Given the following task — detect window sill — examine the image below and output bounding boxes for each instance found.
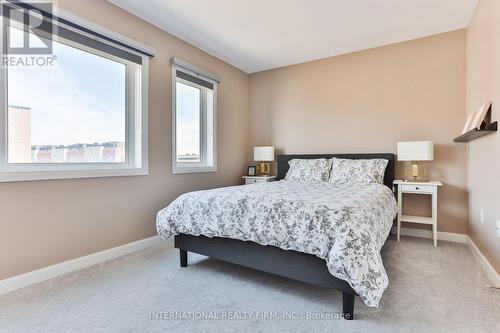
[172,166,217,175]
[0,167,149,183]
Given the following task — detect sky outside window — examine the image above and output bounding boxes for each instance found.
[176,81,201,161]
[7,27,127,147]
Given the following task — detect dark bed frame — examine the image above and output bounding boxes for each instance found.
[174,153,395,320]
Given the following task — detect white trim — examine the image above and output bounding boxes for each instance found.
[390,226,468,243]
[172,166,218,174]
[171,64,218,175]
[0,50,6,177]
[28,3,156,57]
[0,236,167,295]
[391,227,500,286]
[2,232,498,296]
[171,57,221,83]
[466,236,500,286]
[139,56,149,174]
[0,167,149,183]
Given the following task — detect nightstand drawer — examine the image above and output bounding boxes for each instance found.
[243,176,276,184]
[401,184,432,193]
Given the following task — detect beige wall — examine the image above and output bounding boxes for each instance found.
[249,30,468,234]
[466,0,500,273]
[0,0,249,280]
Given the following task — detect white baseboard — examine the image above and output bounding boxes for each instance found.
[390,226,468,243]
[0,235,165,295]
[3,230,498,295]
[391,226,500,286]
[466,236,500,287]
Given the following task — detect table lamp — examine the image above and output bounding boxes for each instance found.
[254,146,274,176]
[397,141,434,182]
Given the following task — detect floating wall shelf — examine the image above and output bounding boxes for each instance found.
[454,121,497,142]
[454,105,497,143]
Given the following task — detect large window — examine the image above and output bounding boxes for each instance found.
[172,59,218,174]
[7,29,127,164]
[0,2,153,182]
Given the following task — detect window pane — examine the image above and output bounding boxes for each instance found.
[176,81,200,163]
[7,29,126,163]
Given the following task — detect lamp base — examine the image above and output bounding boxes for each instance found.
[256,162,270,176]
[404,161,429,182]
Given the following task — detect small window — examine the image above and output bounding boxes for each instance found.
[0,2,153,182]
[172,60,218,174]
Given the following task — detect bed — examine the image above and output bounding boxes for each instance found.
[156,153,397,320]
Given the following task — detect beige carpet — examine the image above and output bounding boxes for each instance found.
[1,236,499,333]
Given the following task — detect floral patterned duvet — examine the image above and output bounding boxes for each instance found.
[156,180,398,307]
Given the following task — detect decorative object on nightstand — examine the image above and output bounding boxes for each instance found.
[247,165,257,176]
[242,175,276,185]
[397,141,434,182]
[254,146,275,176]
[393,180,443,247]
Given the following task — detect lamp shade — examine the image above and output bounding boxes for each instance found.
[254,146,275,161]
[397,141,434,161]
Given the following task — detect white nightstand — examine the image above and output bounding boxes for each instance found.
[393,180,443,247]
[242,176,276,184]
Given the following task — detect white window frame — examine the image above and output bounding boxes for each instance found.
[0,8,153,183]
[171,62,218,174]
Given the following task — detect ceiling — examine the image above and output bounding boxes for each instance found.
[109,0,479,74]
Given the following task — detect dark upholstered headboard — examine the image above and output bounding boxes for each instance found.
[277,153,395,188]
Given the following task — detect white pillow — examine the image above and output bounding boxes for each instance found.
[328,158,388,185]
[285,158,332,183]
